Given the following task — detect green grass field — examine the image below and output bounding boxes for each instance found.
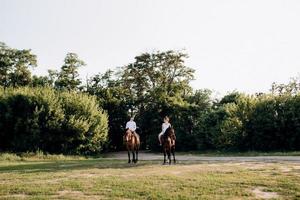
[0,154,299,199]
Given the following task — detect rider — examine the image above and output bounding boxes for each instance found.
[125,117,139,139]
[158,116,171,146]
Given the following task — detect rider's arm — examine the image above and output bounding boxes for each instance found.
[125,122,129,129]
[133,122,137,131]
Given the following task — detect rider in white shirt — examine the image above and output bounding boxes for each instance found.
[126,117,136,132]
[125,117,139,139]
[158,116,171,145]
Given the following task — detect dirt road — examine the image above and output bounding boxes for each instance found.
[104,151,300,163]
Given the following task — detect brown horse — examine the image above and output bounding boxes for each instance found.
[124,129,140,163]
[161,127,176,164]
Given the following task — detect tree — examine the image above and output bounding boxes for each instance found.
[218,91,241,105]
[271,76,300,96]
[86,50,197,151]
[118,50,196,150]
[55,53,85,91]
[0,42,37,88]
[30,75,53,87]
[121,50,195,111]
[87,70,130,150]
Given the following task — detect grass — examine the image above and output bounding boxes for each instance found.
[0,152,88,162]
[0,154,299,199]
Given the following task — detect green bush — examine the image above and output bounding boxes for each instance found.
[140,96,211,152]
[204,92,300,151]
[247,94,300,151]
[211,95,257,150]
[0,87,108,154]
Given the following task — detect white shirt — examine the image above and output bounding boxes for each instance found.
[162,122,171,133]
[126,121,136,131]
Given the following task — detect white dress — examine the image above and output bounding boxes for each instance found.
[158,122,171,140]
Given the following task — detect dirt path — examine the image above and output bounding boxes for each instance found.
[104,151,300,162]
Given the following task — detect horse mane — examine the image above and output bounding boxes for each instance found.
[165,126,175,138]
[125,129,140,146]
[126,128,135,134]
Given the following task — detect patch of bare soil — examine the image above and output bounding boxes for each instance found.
[57,190,84,196]
[279,166,292,173]
[252,187,279,199]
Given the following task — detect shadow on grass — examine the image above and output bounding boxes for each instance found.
[0,159,156,173]
[0,158,215,174]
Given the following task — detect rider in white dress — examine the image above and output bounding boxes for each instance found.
[158,116,171,145]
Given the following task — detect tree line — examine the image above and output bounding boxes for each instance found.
[0,42,299,153]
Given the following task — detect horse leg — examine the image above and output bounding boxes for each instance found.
[163,149,166,164]
[135,148,139,163]
[167,149,171,165]
[172,146,176,164]
[132,150,135,163]
[127,150,131,163]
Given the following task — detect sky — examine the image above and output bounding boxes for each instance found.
[1,0,300,95]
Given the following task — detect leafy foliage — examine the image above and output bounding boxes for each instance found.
[55,53,85,91]
[1,41,300,153]
[0,87,108,154]
[0,42,37,88]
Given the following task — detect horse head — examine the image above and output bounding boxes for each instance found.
[124,128,133,142]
